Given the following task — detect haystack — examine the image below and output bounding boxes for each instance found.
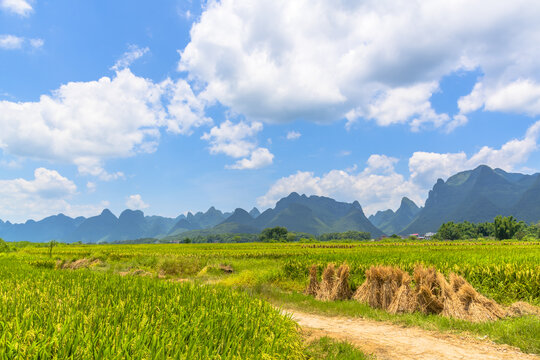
[413,266,463,317]
[331,264,353,300]
[307,262,532,323]
[304,265,320,296]
[450,273,506,321]
[506,301,540,317]
[315,264,336,301]
[387,272,415,314]
[59,258,101,270]
[353,265,410,310]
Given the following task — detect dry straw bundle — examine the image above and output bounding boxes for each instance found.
[332,264,353,300]
[353,265,412,312]
[315,263,336,301]
[304,264,320,296]
[306,262,537,322]
[308,263,353,301]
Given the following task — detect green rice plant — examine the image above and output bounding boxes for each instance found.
[0,259,304,359]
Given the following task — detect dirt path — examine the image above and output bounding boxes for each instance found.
[287,309,538,360]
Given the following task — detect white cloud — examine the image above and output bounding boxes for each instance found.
[202,120,262,157]
[0,0,32,16]
[286,130,301,140]
[355,82,449,131]
[201,120,274,169]
[227,147,274,170]
[409,120,540,187]
[29,38,43,49]
[86,181,96,193]
[165,78,212,134]
[258,155,421,215]
[1,168,77,199]
[459,79,540,117]
[485,80,540,116]
[180,0,540,130]
[0,35,24,49]
[111,45,150,71]
[0,69,210,179]
[126,194,149,210]
[259,121,540,213]
[0,168,106,222]
[0,35,42,50]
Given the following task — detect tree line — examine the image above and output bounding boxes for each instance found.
[435,215,539,240]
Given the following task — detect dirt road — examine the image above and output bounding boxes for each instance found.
[287,310,538,360]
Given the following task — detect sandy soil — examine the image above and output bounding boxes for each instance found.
[287,309,539,360]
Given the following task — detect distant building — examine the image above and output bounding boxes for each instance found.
[424,232,436,240]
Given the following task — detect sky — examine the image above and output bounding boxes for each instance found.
[1,0,540,222]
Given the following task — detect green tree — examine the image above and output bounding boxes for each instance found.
[436,222,461,240]
[476,222,494,237]
[48,240,58,257]
[286,233,297,242]
[260,227,288,242]
[493,215,520,240]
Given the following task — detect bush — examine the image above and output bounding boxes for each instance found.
[0,239,10,253]
[158,258,202,276]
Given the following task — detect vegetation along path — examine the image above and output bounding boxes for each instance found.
[287,309,539,360]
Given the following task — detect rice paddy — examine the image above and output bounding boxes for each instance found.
[1,239,539,357]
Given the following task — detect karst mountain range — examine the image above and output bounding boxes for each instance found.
[2,165,540,243]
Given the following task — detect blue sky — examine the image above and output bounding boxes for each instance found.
[1,0,540,222]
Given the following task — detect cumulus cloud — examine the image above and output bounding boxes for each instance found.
[111,45,150,71]
[165,78,212,134]
[259,120,540,213]
[0,35,43,50]
[0,168,106,222]
[459,79,540,117]
[0,0,32,16]
[258,154,422,215]
[29,38,43,49]
[227,147,274,170]
[286,131,301,140]
[409,120,540,187]
[180,0,540,131]
[202,120,273,169]
[0,35,24,49]
[126,194,149,210]
[0,69,210,179]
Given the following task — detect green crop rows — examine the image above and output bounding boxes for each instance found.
[1,240,539,358]
[0,258,304,359]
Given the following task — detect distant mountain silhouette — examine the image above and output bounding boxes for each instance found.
[249,207,261,218]
[3,165,540,242]
[0,213,84,243]
[210,193,384,237]
[401,165,540,234]
[369,197,420,235]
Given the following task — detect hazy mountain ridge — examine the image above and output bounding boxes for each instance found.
[2,165,540,242]
[401,165,540,234]
[0,193,382,242]
[369,197,421,235]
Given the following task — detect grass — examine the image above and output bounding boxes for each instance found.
[304,336,373,360]
[255,285,540,355]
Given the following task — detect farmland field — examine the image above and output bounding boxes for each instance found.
[1,240,539,358]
